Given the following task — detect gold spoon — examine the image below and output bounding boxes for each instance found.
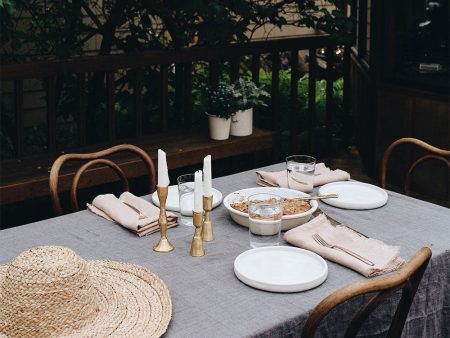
[293,193,339,201]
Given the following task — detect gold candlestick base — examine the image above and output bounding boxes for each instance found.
[190,210,205,257]
[202,195,214,241]
[153,185,175,253]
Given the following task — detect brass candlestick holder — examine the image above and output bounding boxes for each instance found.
[201,195,214,241]
[153,185,175,252]
[190,210,205,257]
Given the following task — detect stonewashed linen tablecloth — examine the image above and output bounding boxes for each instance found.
[0,163,449,338]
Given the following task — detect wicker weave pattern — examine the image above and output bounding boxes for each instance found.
[0,246,172,338]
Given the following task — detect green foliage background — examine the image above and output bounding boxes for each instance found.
[0,1,352,158]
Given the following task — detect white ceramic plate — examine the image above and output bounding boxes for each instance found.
[318,181,388,210]
[223,187,318,231]
[234,246,328,293]
[151,185,223,212]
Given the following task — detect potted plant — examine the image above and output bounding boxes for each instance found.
[205,83,239,140]
[231,78,270,136]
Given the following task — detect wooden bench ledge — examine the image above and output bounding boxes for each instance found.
[0,128,273,205]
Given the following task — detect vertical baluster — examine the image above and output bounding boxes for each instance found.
[325,45,334,151]
[46,77,56,151]
[251,54,260,86]
[209,60,219,88]
[160,65,169,132]
[271,52,280,131]
[14,80,24,156]
[106,71,115,141]
[184,62,193,126]
[342,45,351,146]
[175,63,184,127]
[251,54,261,127]
[135,69,143,137]
[308,48,317,154]
[78,74,87,146]
[230,58,240,83]
[271,52,280,160]
[290,50,300,153]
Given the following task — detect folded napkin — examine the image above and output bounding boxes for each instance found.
[87,192,178,237]
[284,213,405,277]
[256,163,350,192]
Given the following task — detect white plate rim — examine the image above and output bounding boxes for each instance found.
[234,246,328,293]
[223,187,318,220]
[318,181,388,210]
[151,185,223,211]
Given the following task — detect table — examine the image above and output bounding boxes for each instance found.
[1,163,449,337]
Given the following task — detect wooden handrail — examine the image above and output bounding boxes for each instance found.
[0,34,330,80]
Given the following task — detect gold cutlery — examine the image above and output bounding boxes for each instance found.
[312,209,369,238]
[123,202,147,220]
[294,194,339,201]
[312,233,374,266]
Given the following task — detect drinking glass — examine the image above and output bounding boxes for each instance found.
[286,155,316,191]
[248,193,283,248]
[177,173,196,226]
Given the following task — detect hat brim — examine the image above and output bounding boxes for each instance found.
[0,260,172,338]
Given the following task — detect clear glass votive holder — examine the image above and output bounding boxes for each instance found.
[248,193,283,248]
[286,155,316,191]
[177,173,196,227]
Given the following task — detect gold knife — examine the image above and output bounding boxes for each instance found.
[313,209,369,238]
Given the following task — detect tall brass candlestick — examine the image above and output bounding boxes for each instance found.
[153,186,175,252]
[201,195,214,241]
[190,210,205,257]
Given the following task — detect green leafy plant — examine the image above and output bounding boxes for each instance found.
[206,83,239,119]
[233,78,270,110]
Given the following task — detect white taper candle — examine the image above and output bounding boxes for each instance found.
[203,155,212,196]
[157,149,170,186]
[194,170,203,212]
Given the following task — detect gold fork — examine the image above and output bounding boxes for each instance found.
[312,233,374,266]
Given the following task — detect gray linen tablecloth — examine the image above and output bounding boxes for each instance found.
[0,163,449,338]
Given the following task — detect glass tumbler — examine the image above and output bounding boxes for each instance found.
[177,173,196,226]
[248,193,283,248]
[286,155,316,191]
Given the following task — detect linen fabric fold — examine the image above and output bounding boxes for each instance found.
[284,213,405,277]
[256,163,350,192]
[87,191,178,237]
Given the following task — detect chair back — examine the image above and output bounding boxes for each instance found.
[49,144,156,215]
[302,247,432,338]
[380,137,450,196]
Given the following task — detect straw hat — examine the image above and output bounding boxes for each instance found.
[0,246,172,338]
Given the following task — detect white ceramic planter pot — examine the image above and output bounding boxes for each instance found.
[207,114,231,140]
[230,108,253,136]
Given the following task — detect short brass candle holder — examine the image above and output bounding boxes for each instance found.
[190,210,205,257]
[153,185,175,253]
[201,195,214,241]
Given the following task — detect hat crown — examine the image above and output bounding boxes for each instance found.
[7,246,84,283]
[0,246,99,338]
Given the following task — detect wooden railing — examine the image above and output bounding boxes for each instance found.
[1,32,339,160]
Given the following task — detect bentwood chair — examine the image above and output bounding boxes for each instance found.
[49,144,156,216]
[302,247,432,338]
[380,137,450,197]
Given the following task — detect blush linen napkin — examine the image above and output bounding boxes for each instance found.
[256,163,350,192]
[284,213,405,277]
[87,191,178,237]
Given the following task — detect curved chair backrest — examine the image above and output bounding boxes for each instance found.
[49,144,156,215]
[302,247,432,338]
[380,137,450,196]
